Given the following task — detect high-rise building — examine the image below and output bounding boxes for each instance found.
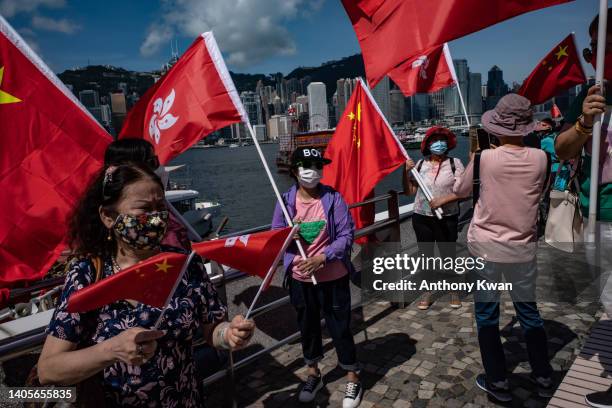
[411,94,432,122]
[371,76,391,120]
[240,91,263,125]
[444,60,469,120]
[389,89,405,125]
[296,95,309,114]
[272,95,283,116]
[335,78,359,122]
[79,89,100,108]
[110,92,127,132]
[253,124,267,142]
[307,82,329,131]
[431,89,446,120]
[268,114,291,140]
[486,65,508,110]
[468,72,483,120]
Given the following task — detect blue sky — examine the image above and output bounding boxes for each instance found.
[1,0,601,84]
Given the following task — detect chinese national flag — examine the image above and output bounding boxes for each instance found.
[119,32,245,164]
[67,252,189,313]
[193,227,294,289]
[321,79,408,240]
[0,17,111,287]
[388,44,456,97]
[518,34,586,105]
[342,0,573,87]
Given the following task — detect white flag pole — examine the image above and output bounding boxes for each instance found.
[443,43,471,127]
[586,0,608,241]
[203,31,317,284]
[245,225,300,320]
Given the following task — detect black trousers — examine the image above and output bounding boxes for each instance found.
[412,213,459,259]
[289,275,359,372]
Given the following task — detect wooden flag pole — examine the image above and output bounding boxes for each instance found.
[587,0,608,241]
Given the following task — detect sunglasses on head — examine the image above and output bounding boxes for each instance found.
[296,160,323,170]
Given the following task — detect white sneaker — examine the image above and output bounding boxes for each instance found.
[298,374,323,403]
[342,381,363,408]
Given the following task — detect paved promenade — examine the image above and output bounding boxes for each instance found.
[205,294,602,407]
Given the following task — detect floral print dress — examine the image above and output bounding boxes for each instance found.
[47,248,227,407]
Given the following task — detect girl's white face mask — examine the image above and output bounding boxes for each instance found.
[297,166,322,188]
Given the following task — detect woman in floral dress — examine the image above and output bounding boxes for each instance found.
[37,163,255,407]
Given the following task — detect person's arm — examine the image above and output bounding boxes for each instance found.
[556,85,605,160]
[271,200,288,230]
[402,159,418,196]
[38,328,162,385]
[323,193,354,263]
[453,154,475,198]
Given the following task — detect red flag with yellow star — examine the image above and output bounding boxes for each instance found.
[0,16,111,287]
[321,79,408,241]
[518,33,586,105]
[66,252,190,313]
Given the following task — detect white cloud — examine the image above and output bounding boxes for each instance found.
[0,0,65,17]
[31,15,81,33]
[140,0,325,67]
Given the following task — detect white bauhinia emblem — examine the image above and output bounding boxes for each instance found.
[148,89,179,144]
[411,55,429,80]
[224,234,250,248]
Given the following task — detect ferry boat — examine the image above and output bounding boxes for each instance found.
[276,129,335,173]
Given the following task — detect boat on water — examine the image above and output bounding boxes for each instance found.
[276,129,335,173]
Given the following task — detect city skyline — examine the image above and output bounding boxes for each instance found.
[1,0,598,84]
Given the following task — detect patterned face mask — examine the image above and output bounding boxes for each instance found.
[113,210,169,250]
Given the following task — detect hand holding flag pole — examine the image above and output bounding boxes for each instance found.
[410,169,444,219]
[244,122,318,284]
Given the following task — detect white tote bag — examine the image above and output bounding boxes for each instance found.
[545,188,584,252]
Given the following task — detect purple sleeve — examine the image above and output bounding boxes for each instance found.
[271,202,288,230]
[323,193,354,262]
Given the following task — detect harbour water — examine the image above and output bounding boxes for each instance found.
[169,138,470,234]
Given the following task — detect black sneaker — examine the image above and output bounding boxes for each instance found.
[343,381,363,408]
[586,387,612,408]
[298,374,323,403]
[529,373,554,398]
[476,374,512,402]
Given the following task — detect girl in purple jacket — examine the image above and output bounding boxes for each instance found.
[271,146,362,408]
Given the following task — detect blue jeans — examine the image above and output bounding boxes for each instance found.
[289,275,359,372]
[472,260,552,382]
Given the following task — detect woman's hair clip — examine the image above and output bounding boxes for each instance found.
[102,165,118,199]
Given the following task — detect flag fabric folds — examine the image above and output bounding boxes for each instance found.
[518,34,586,105]
[0,16,111,287]
[119,32,246,164]
[388,44,456,97]
[67,252,189,313]
[342,0,573,87]
[192,227,294,289]
[321,79,408,238]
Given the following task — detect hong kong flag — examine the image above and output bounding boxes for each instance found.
[388,43,456,97]
[342,0,573,87]
[119,32,246,164]
[192,226,295,290]
[67,252,190,313]
[518,34,586,105]
[0,16,111,287]
[321,79,408,241]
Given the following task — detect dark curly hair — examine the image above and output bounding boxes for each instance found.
[68,162,164,257]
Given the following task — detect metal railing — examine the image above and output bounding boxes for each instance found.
[0,190,412,378]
